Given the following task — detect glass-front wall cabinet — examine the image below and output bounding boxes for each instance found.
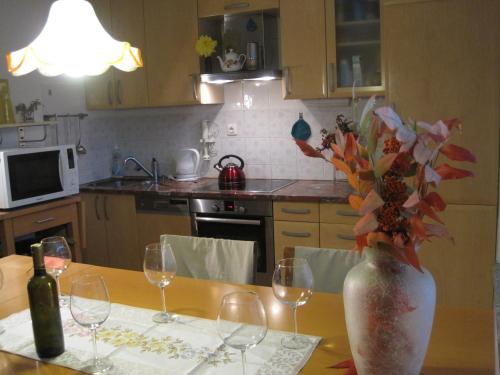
[326,0,383,97]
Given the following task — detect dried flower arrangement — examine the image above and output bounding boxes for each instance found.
[295,97,476,270]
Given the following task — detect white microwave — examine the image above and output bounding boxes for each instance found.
[0,145,79,209]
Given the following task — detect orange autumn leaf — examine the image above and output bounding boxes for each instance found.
[347,172,360,192]
[434,163,474,180]
[359,190,384,215]
[424,192,446,212]
[349,195,363,211]
[295,140,325,159]
[344,133,357,162]
[440,144,476,163]
[358,169,375,181]
[353,212,378,236]
[403,191,420,208]
[332,157,352,175]
[418,201,444,224]
[359,180,374,196]
[443,118,462,131]
[355,234,368,251]
[404,244,423,272]
[367,232,392,248]
[331,143,344,158]
[410,215,427,241]
[374,153,398,177]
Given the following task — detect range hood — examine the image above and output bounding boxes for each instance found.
[200,69,282,85]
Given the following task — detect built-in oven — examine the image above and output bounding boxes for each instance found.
[190,198,274,286]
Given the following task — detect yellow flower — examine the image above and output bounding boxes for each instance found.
[195,35,217,58]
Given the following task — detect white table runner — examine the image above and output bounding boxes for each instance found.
[0,303,321,375]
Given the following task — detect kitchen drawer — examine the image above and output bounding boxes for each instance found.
[274,221,319,263]
[273,202,319,222]
[320,223,356,250]
[198,0,279,18]
[320,203,361,225]
[13,205,76,238]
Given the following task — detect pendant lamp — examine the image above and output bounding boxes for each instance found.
[6,0,143,77]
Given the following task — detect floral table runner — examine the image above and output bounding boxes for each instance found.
[0,303,321,374]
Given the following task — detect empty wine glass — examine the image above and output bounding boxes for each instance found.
[216,292,268,375]
[70,274,112,374]
[41,236,72,307]
[143,243,177,323]
[272,258,314,349]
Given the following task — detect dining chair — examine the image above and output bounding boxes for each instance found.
[160,234,255,284]
[284,246,364,294]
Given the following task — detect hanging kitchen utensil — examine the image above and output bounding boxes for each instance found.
[214,154,246,190]
[291,112,311,141]
[75,114,87,154]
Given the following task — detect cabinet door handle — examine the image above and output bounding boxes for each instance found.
[337,233,356,241]
[224,2,250,10]
[190,74,200,101]
[281,208,310,215]
[336,210,361,217]
[115,80,123,105]
[94,195,101,220]
[34,217,55,224]
[281,230,311,238]
[103,196,110,221]
[283,66,291,96]
[328,62,336,92]
[107,81,113,106]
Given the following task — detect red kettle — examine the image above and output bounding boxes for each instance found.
[214,154,246,190]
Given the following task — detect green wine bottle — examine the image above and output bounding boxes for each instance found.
[27,243,65,358]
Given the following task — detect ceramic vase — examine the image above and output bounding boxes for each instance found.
[343,247,436,375]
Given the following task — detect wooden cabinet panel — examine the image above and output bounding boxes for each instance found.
[320,203,360,225]
[12,205,76,238]
[137,213,192,257]
[273,202,319,222]
[110,0,148,108]
[81,193,109,267]
[274,221,319,263]
[320,223,356,249]
[384,0,499,205]
[198,0,279,18]
[280,0,327,99]
[104,194,139,271]
[419,204,496,309]
[145,0,210,106]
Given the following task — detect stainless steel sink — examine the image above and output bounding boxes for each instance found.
[86,177,153,189]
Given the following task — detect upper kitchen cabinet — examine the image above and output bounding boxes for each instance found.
[325,0,384,97]
[198,0,279,18]
[384,0,499,205]
[144,0,223,106]
[85,0,148,109]
[280,0,327,99]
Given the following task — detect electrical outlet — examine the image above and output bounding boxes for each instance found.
[227,123,238,136]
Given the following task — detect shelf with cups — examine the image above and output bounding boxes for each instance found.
[198,8,281,84]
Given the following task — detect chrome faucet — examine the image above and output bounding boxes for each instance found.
[123,157,160,184]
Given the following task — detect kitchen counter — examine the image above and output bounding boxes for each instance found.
[80,177,352,202]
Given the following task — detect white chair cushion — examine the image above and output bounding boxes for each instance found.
[160,234,254,285]
[294,246,364,294]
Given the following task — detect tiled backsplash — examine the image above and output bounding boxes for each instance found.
[93,81,356,182]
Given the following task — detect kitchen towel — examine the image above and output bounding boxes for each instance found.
[0,303,320,375]
[161,235,255,285]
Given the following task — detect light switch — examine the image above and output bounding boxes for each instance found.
[227,123,238,136]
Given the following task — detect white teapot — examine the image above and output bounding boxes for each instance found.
[216,49,246,72]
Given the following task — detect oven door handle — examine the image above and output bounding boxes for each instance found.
[195,217,261,226]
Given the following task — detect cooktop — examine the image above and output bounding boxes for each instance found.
[196,179,296,193]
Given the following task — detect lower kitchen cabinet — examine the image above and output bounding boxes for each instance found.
[81,193,140,271]
[419,204,496,309]
[136,213,192,254]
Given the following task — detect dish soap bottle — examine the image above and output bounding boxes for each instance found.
[111,145,122,177]
[27,244,65,358]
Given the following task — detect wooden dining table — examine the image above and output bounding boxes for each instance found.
[0,254,496,374]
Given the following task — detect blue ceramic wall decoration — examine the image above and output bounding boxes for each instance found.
[291,113,312,141]
[246,17,257,32]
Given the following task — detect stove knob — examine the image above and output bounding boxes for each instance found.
[237,206,246,214]
[212,204,220,212]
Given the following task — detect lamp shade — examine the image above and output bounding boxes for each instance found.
[6,0,143,77]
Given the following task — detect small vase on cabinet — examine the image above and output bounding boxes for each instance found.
[343,247,436,375]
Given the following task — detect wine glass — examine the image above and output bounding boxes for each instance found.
[272,258,314,349]
[41,236,72,307]
[70,274,112,374]
[216,291,268,375]
[143,243,177,323]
